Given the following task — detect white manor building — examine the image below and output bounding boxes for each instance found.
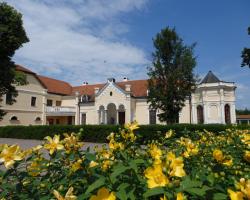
[0,65,237,126]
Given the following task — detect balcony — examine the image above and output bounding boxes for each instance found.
[46,106,76,116]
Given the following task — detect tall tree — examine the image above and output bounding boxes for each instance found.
[241,27,250,67]
[0,2,29,119]
[147,27,197,124]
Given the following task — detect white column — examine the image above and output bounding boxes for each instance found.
[230,103,236,124]
[116,110,119,124]
[203,102,208,124]
[42,91,47,125]
[104,110,108,124]
[74,92,80,125]
[220,103,225,124]
[191,103,196,124]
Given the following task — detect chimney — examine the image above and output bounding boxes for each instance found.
[94,87,99,94]
[123,77,129,82]
[82,81,88,85]
[125,84,131,92]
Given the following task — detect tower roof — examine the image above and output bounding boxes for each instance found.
[201,71,220,84]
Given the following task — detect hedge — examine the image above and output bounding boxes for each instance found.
[0,124,249,143]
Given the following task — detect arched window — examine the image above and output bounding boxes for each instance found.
[197,105,204,124]
[10,116,18,121]
[35,117,41,121]
[225,104,231,124]
[81,95,89,103]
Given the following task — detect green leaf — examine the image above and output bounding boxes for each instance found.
[85,177,105,194]
[213,193,228,200]
[143,187,165,198]
[85,153,96,161]
[110,165,130,183]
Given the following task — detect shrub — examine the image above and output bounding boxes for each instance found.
[0,122,249,199]
[0,124,249,143]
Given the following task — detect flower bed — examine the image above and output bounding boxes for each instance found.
[0,122,249,199]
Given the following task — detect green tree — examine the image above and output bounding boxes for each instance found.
[0,2,29,119]
[241,27,250,67]
[147,27,197,124]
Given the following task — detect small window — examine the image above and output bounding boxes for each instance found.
[31,97,36,107]
[82,113,86,125]
[10,116,18,121]
[56,101,61,106]
[47,99,53,106]
[35,117,41,121]
[149,110,157,124]
[56,119,60,124]
[6,92,12,105]
[110,91,113,96]
[81,95,89,103]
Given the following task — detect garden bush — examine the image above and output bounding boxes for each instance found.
[0,124,249,143]
[0,122,249,199]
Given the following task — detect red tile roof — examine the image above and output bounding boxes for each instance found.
[237,115,250,119]
[16,64,148,97]
[72,79,148,98]
[38,75,72,96]
[16,64,36,74]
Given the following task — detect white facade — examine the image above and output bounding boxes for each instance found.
[0,67,237,126]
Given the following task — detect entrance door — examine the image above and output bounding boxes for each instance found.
[119,112,125,125]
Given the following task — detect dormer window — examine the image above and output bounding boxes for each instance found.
[81,95,89,103]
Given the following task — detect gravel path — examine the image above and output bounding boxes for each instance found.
[0,138,106,151]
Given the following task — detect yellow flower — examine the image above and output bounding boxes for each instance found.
[165,129,174,139]
[176,192,184,200]
[89,161,99,168]
[213,149,224,162]
[27,160,40,176]
[149,144,162,160]
[44,135,64,155]
[124,121,139,132]
[0,145,23,169]
[109,139,124,151]
[101,160,111,171]
[167,152,186,178]
[227,189,244,200]
[63,133,83,153]
[71,159,83,172]
[222,158,233,167]
[144,164,169,188]
[160,195,167,200]
[53,187,77,200]
[244,151,250,163]
[235,178,250,199]
[90,187,116,200]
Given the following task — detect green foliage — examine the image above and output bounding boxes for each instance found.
[241,26,250,67]
[0,125,249,199]
[0,124,250,143]
[147,27,197,124]
[0,2,29,119]
[236,108,250,115]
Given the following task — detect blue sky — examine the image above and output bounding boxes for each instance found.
[4,0,250,108]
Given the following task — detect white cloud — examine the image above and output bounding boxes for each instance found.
[4,0,149,84]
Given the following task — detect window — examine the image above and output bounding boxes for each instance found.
[47,99,53,106]
[6,92,12,105]
[10,116,18,121]
[81,113,86,125]
[35,117,41,121]
[81,95,89,103]
[56,119,60,124]
[149,110,157,124]
[197,105,204,124]
[31,97,36,107]
[225,104,231,124]
[110,91,113,96]
[56,101,61,106]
